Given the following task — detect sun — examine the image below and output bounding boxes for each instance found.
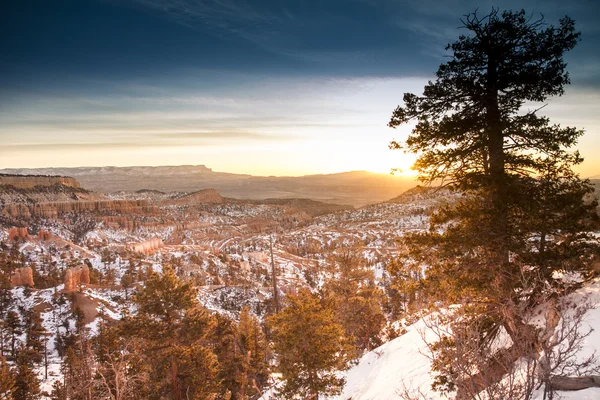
[363,152,418,176]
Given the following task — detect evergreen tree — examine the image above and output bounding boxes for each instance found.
[13,347,40,400]
[5,312,21,361]
[120,272,134,300]
[210,315,244,398]
[0,356,15,399]
[24,311,45,364]
[388,8,600,393]
[238,307,269,398]
[323,251,385,355]
[0,273,12,321]
[61,329,95,400]
[124,266,221,399]
[269,289,350,399]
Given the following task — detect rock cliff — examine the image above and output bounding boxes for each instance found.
[0,174,80,189]
[3,199,155,219]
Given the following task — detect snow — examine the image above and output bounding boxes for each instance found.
[333,314,442,400]
[327,279,600,400]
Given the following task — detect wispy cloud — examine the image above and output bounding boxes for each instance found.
[130,0,282,42]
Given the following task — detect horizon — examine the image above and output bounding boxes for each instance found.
[0,163,420,179]
[2,1,600,176]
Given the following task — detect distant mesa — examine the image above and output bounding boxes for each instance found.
[0,165,417,207]
[0,173,80,189]
[171,188,224,205]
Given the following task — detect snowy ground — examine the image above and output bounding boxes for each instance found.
[336,279,600,400]
[261,279,600,400]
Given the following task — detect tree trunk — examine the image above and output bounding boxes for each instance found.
[172,358,181,400]
[548,375,600,391]
[456,346,520,399]
[270,235,280,313]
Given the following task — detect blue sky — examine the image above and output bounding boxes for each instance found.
[1,0,599,176]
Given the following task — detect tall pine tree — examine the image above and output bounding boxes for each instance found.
[124,266,221,400]
[388,8,600,394]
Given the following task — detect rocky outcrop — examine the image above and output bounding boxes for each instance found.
[8,227,30,241]
[38,230,52,241]
[64,265,90,291]
[3,199,155,219]
[170,189,224,205]
[11,267,34,287]
[0,174,80,189]
[98,215,135,231]
[129,237,164,254]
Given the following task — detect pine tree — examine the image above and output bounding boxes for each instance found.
[61,330,95,400]
[13,347,41,400]
[24,311,45,365]
[0,273,12,321]
[269,289,350,399]
[211,316,244,398]
[5,312,21,361]
[323,251,385,355]
[0,356,15,399]
[388,8,600,393]
[238,307,269,398]
[124,266,221,399]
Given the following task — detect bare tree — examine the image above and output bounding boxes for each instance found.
[415,288,600,399]
[93,339,149,400]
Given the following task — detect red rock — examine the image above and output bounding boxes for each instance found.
[129,237,164,254]
[8,227,30,241]
[64,265,91,291]
[10,267,34,287]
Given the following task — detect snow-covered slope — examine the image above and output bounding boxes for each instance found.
[334,279,600,400]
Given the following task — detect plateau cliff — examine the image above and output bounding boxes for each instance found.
[0,174,80,189]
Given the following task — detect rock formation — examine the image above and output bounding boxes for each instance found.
[170,189,224,205]
[8,227,30,241]
[129,237,164,254]
[0,174,80,189]
[38,230,52,241]
[64,265,91,291]
[3,199,155,219]
[10,267,34,287]
[100,216,135,230]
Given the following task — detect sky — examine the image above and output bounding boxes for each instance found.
[1,0,599,177]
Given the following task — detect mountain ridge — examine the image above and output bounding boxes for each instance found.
[0,165,416,207]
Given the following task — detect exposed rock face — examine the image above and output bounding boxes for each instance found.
[129,237,164,254]
[0,174,80,189]
[100,216,135,231]
[38,230,52,241]
[170,189,224,205]
[3,199,155,219]
[8,227,30,241]
[11,267,34,287]
[64,265,91,291]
